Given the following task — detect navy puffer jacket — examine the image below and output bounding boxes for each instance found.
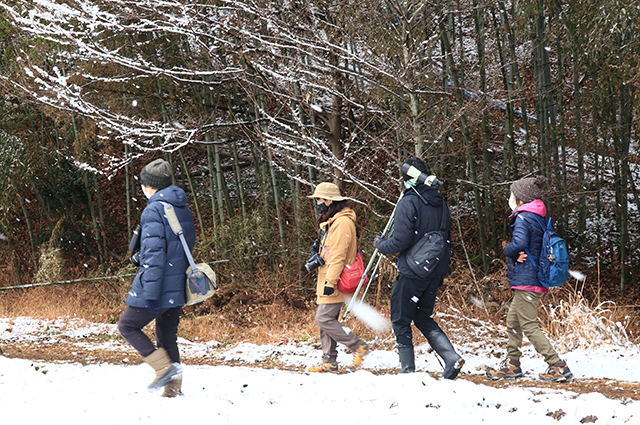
[126,185,196,309]
[505,202,546,289]
[375,184,451,280]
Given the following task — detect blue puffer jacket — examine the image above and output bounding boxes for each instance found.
[126,185,196,309]
[375,184,451,280]
[505,200,547,289]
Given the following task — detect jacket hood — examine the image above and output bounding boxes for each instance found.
[320,207,356,231]
[510,199,546,219]
[147,185,188,208]
[405,184,444,207]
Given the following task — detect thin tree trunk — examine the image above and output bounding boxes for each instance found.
[439,2,489,273]
[82,169,104,264]
[179,148,208,260]
[532,17,546,173]
[90,154,108,257]
[289,157,303,281]
[476,0,496,254]
[590,65,603,251]
[554,15,566,235]
[573,63,586,260]
[213,142,226,225]
[501,0,533,173]
[28,177,53,227]
[230,140,247,219]
[266,145,285,248]
[7,235,22,283]
[493,8,511,181]
[69,114,104,263]
[124,144,132,241]
[10,176,38,270]
[325,24,347,182]
[618,81,632,295]
[205,137,218,229]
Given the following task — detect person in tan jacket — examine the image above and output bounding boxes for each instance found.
[307,182,371,373]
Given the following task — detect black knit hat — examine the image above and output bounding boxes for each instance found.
[140,159,173,190]
[510,175,548,203]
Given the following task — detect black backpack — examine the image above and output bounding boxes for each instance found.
[405,191,450,279]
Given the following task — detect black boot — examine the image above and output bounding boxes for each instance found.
[397,344,415,373]
[427,331,464,380]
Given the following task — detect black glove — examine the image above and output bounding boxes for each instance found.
[147,299,161,314]
[323,285,335,296]
[373,235,386,250]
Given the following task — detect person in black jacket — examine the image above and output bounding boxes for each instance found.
[118,158,196,397]
[374,157,464,378]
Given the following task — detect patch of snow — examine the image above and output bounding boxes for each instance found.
[0,315,638,424]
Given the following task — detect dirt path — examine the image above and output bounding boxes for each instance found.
[3,340,638,402]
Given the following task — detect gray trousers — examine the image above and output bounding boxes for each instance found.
[316,303,364,364]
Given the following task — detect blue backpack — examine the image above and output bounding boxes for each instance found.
[524,216,570,288]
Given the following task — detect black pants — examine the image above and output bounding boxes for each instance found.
[118,306,182,363]
[390,274,444,347]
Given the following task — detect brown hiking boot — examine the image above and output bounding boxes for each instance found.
[309,362,338,373]
[539,360,574,382]
[144,348,181,391]
[486,358,523,380]
[348,343,371,371]
[162,376,183,398]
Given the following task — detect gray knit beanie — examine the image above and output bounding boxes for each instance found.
[140,159,173,190]
[510,175,548,204]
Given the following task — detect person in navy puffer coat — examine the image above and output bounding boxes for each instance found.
[118,158,195,397]
[487,175,573,383]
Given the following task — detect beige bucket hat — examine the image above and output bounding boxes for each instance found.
[307,182,346,201]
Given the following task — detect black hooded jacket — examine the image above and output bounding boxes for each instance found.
[376,184,451,280]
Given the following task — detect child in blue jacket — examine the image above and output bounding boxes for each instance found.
[487,176,573,382]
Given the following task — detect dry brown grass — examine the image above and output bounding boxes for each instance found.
[435,263,640,350]
[0,262,132,322]
[1,253,639,351]
[540,291,636,351]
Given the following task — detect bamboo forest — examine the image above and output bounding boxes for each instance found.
[0,0,638,307]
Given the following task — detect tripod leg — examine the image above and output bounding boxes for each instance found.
[343,252,384,319]
[352,255,384,317]
[343,249,379,318]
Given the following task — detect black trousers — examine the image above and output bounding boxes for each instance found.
[118,306,182,363]
[390,274,444,347]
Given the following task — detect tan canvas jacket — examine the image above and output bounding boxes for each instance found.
[315,207,358,304]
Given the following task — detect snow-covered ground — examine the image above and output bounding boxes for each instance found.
[1,316,638,425]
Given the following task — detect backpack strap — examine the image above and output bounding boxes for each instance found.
[520,213,548,268]
[524,248,537,268]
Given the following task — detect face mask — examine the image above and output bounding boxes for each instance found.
[142,186,153,200]
[316,202,329,214]
[508,193,518,212]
